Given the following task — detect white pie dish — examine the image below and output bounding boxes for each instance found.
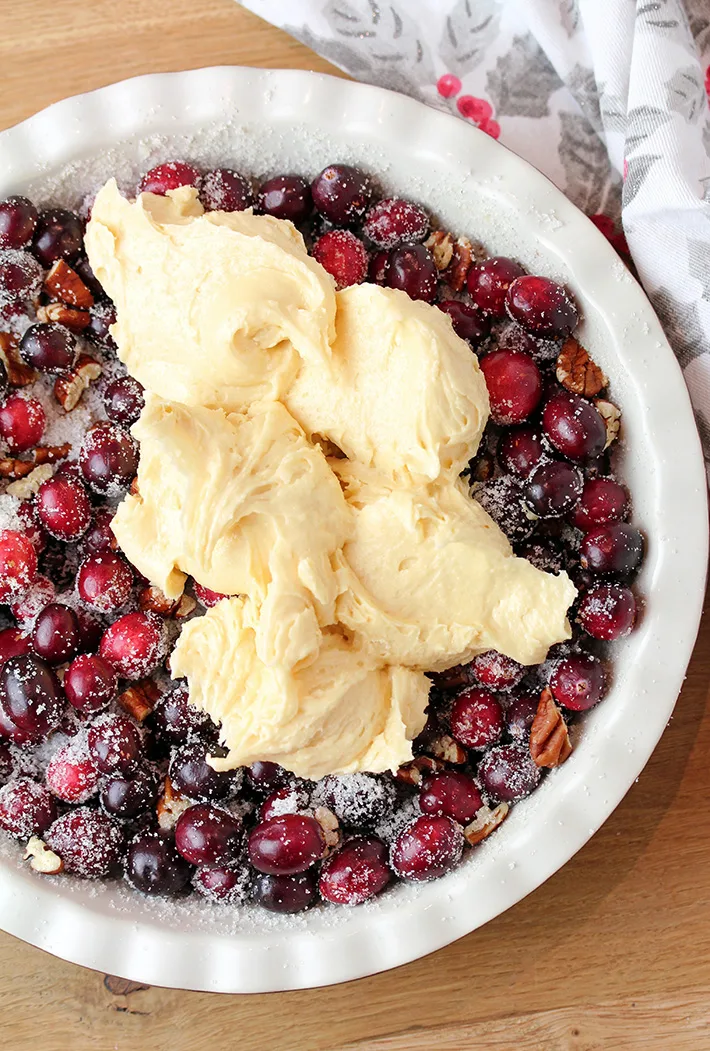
[0,66,706,993]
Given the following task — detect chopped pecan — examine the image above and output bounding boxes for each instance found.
[129,476,139,496]
[118,678,162,723]
[314,806,342,856]
[0,444,71,481]
[0,459,34,480]
[594,398,621,449]
[395,755,446,786]
[175,594,197,619]
[0,332,36,386]
[529,687,572,768]
[53,354,102,411]
[139,585,180,617]
[423,733,467,765]
[424,230,454,271]
[36,301,91,332]
[6,463,54,498]
[44,259,94,309]
[157,776,191,831]
[463,802,509,846]
[444,235,477,292]
[556,337,608,397]
[24,836,64,874]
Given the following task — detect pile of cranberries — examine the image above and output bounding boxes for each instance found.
[0,159,643,914]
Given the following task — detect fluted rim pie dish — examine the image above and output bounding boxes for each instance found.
[0,67,706,993]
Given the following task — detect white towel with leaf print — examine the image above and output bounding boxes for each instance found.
[238,0,710,475]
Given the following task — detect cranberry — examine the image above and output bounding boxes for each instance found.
[251,871,317,913]
[174,803,243,866]
[580,523,644,576]
[319,836,391,905]
[87,302,117,348]
[47,807,124,877]
[570,478,629,531]
[32,209,83,268]
[578,583,637,640]
[19,323,78,374]
[99,612,163,679]
[437,299,490,344]
[248,760,289,794]
[467,257,525,316]
[0,742,12,784]
[498,426,549,478]
[83,507,118,554]
[260,784,311,821]
[506,693,540,740]
[450,687,504,749]
[363,197,429,249]
[0,197,37,249]
[0,702,35,744]
[16,501,46,555]
[200,168,252,211]
[64,653,117,712]
[0,626,30,663]
[79,423,138,493]
[420,771,483,825]
[0,529,38,602]
[386,243,437,302]
[479,350,541,425]
[125,829,192,896]
[150,683,214,745]
[0,393,45,452]
[526,461,583,518]
[369,249,389,284]
[193,863,249,904]
[73,256,104,299]
[100,764,158,819]
[254,174,310,222]
[312,229,368,289]
[46,741,100,802]
[0,653,64,736]
[32,603,81,664]
[103,376,145,426]
[543,392,606,460]
[474,476,533,543]
[506,275,579,338]
[0,777,57,837]
[498,321,559,362]
[317,773,396,829]
[10,574,55,628]
[471,650,524,691]
[169,742,234,801]
[311,164,372,226]
[391,815,463,881]
[0,250,43,303]
[78,553,134,613]
[549,654,607,711]
[138,161,201,196]
[478,744,542,802]
[35,475,91,544]
[248,813,325,875]
[88,714,143,775]
[192,582,228,608]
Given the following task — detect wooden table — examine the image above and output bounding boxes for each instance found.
[1,3,709,1048]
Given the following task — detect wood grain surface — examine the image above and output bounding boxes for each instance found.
[1,3,709,1049]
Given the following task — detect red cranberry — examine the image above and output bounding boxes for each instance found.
[10,574,55,627]
[19,323,78,373]
[64,653,117,712]
[99,611,163,678]
[125,829,192,896]
[16,500,47,555]
[248,760,289,794]
[570,478,629,530]
[543,392,606,460]
[138,161,201,195]
[498,321,559,362]
[0,250,43,303]
[193,582,228,608]
[0,653,64,736]
[257,175,312,223]
[437,299,490,344]
[319,836,391,905]
[368,249,389,284]
[580,523,644,575]
[150,683,214,745]
[0,393,46,452]
[82,507,118,554]
[259,783,311,821]
[498,425,549,478]
[480,350,541,424]
[103,376,145,426]
[311,164,372,226]
[87,302,117,348]
[363,197,429,249]
[200,168,252,211]
[386,244,437,302]
[75,608,103,652]
[391,815,463,881]
[36,475,92,542]
[251,871,317,913]
[46,741,100,802]
[248,813,325,875]
[317,773,396,829]
[46,807,124,878]
[471,650,524,691]
[0,627,31,663]
[174,803,243,866]
[450,687,504,749]
[0,529,38,600]
[312,229,368,289]
[32,602,81,664]
[0,702,35,744]
[100,765,158,819]
[578,583,637,640]
[0,777,57,837]
[506,275,579,338]
[478,744,542,802]
[73,256,103,299]
[475,476,533,543]
[526,461,583,518]
[506,693,540,740]
[79,423,138,493]
[193,864,249,904]
[549,654,607,711]
[78,553,134,612]
[169,742,234,801]
[467,257,525,316]
[420,771,483,825]
[0,197,37,249]
[88,714,143,775]
[32,209,83,268]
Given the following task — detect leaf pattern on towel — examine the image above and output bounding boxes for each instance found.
[637,1,681,32]
[439,0,501,75]
[558,112,621,217]
[665,66,707,124]
[485,34,560,118]
[567,63,603,132]
[688,240,710,303]
[652,287,708,367]
[559,0,581,38]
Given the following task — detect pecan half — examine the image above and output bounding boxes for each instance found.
[24,836,64,874]
[529,687,572,768]
[423,733,467,765]
[0,444,71,480]
[314,806,342,856]
[395,755,446,786]
[175,594,197,619]
[594,398,621,449]
[464,802,509,846]
[424,230,454,271]
[6,463,54,498]
[157,776,191,831]
[54,354,102,411]
[36,301,91,332]
[444,235,476,292]
[44,259,94,309]
[138,585,180,617]
[0,332,35,386]
[118,678,162,723]
[556,337,608,397]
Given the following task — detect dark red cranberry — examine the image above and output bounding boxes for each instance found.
[36,475,92,542]
[312,229,368,289]
[73,256,104,299]
[543,392,606,460]
[319,836,391,905]
[10,574,55,628]
[257,175,312,223]
[138,161,201,196]
[248,813,325,875]
[200,168,252,211]
[317,773,396,829]
[0,529,38,601]
[46,741,100,802]
[498,321,559,362]
[19,323,78,374]
[0,702,35,744]
[0,742,12,784]
[0,250,43,302]
[99,611,163,678]
[386,243,437,302]
[478,744,542,802]
[420,771,483,824]
[549,654,607,711]
[32,603,81,664]
[46,807,124,877]
[169,742,234,802]
[100,764,158,819]
[0,627,31,664]
[103,376,145,426]
[125,829,192,896]
[83,507,118,554]
[88,714,143,775]
[450,687,504,749]
[526,461,583,518]
[390,815,463,881]
[75,608,103,652]
[577,583,637,640]
[580,523,644,575]
[498,425,549,478]
[16,500,46,555]
[479,350,541,424]
[570,478,629,531]
[0,197,37,249]
[32,209,83,267]
[87,302,117,348]
[78,553,134,612]
[175,803,243,866]
[260,784,311,821]
[248,760,289,794]
[251,871,317,913]
[0,393,45,452]
[193,864,249,904]
[0,777,57,837]
[369,249,389,284]
[79,423,138,493]
[363,197,429,249]
[471,650,524,691]
[474,476,533,543]
[0,653,64,736]
[311,164,372,226]
[64,653,117,712]
[506,693,540,740]
[437,299,490,344]
[506,275,579,338]
[467,257,525,317]
[151,683,214,745]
